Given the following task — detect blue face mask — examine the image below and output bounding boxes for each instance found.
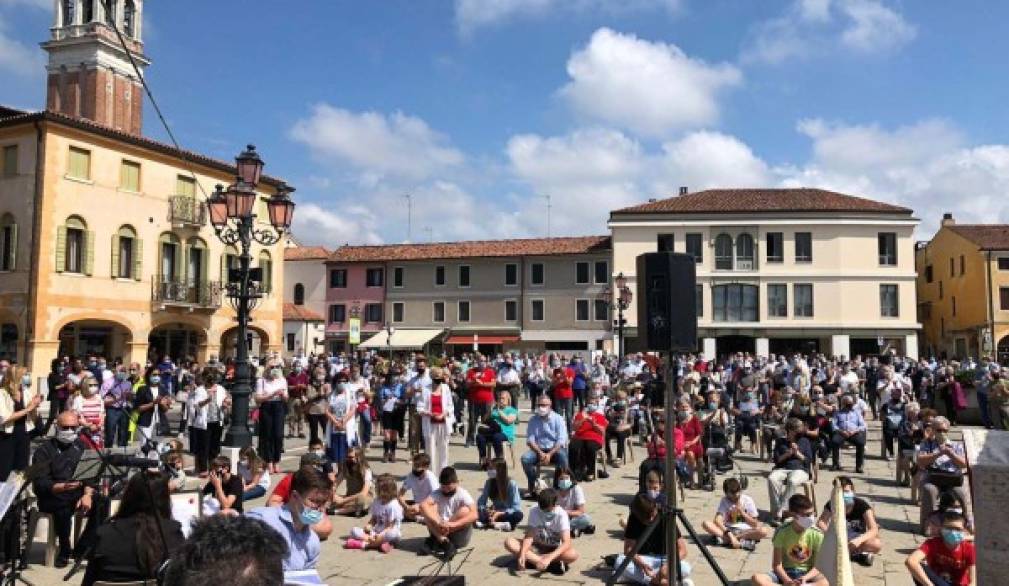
[299,507,323,526]
[558,479,572,491]
[842,492,855,506]
[941,528,964,548]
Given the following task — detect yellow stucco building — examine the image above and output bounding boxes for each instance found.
[0,0,286,374]
[914,213,1009,361]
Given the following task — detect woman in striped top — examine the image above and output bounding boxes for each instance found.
[72,375,105,448]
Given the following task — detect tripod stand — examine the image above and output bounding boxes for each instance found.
[1,478,35,586]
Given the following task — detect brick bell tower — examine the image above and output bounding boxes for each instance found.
[41,0,149,135]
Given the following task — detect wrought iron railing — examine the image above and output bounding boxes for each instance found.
[152,276,222,308]
[169,195,207,227]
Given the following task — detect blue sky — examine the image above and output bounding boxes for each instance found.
[3,0,1009,246]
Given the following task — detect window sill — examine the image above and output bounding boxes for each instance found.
[59,271,88,277]
[117,187,143,195]
[795,259,813,264]
[64,175,93,185]
[114,277,136,282]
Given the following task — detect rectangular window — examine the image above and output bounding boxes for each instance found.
[505,300,518,322]
[795,232,812,262]
[120,160,140,191]
[925,265,933,283]
[594,299,608,321]
[767,283,788,317]
[952,296,957,316]
[66,228,84,273]
[999,258,1009,271]
[878,232,897,266]
[504,263,518,286]
[939,280,943,299]
[793,283,813,317]
[176,175,196,197]
[435,265,446,286]
[766,232,784,263]
[686,233,703,263]
[576,262,590,284]
[657,234,674,252]
[118,236,133,278]
[695,284,703,318]
[1000,287,1009,311]
[286,333,296,352]
[960,255,965,275]
[328,304,346,323]
[366,268,384,287]
[68,146,91,180]
[458,265,471,287]
[364,303,383,323]
[329,269,347,288]
[950,257,955,277]
[880,284,899,317]
[457,301,470,322]
[393,267,404,288]
[2,145,17,177]
[712,284,758,322]
[594,260,608,284]
[531,263,544,285]
[531,299,545,321]
[576,299,590,321]
[0,225,14,271]
[392,302,404,323]
[433,301,445,323]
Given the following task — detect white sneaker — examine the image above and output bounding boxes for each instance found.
[493,521,512,531]
[475,521,485,529]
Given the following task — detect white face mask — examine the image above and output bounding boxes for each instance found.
[537,406,550,417]
[487,470,497,479]
[647,489,662,501]
[794,514,816,530]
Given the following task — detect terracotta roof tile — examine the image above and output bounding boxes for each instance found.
[612,188,912,215]
[284,246,330,261]
[946,224,1009,250]
[329,235,611,263]
[283,303,325,322]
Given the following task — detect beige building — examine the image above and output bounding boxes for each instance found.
[915,214,1009,361]
[608,188,921,359]
[0,1,286,373]
[282,245,329,357]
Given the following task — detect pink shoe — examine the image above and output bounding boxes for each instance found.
[344,538,365,550]
[379,542,393,554]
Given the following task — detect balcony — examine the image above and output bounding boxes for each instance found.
[168,195,207,228]
[152,277,222,309]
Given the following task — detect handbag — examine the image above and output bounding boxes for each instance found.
[926,468,964,489]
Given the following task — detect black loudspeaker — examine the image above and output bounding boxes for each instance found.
[635,252,697,352]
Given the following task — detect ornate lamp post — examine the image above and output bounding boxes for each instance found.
[208,145,296,448]
[600,272,634,360]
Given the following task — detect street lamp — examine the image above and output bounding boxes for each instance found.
[209,144,296,448]
[600,272,633,360]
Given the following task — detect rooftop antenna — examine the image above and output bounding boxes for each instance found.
[403,193,413,242]
[543,194,552,238]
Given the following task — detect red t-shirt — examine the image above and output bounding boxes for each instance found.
[918,537,975,586]
[272,473,294,503]
[572,411,608,445]
[431,393,444,416]
[552,367,575,400]
[647,428,685,459]
[466,368,496,405]
[286,372,310,399]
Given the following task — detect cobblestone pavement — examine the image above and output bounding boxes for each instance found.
[23,409,948,585]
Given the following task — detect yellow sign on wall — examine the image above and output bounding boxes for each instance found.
[349,318,361,345]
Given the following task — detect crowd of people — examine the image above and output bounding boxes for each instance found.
[0,347,988,585]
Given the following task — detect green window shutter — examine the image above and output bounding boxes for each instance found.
[6,222,16,271]
[262,260,272,293]
[110,234,120,277]
[84,230,95,275]
[174,244,184,283]
[220,253,226,282]
[133,238,143,281]
[55,226,66,273]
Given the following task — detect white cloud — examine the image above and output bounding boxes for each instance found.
[290,202,383,248]
[657,131,771,191]
[454,0,680,34]
[288,104,464,181]
[742,0,916,64]
[559,28,742,138]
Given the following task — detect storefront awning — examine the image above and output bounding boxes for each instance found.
[359,329,444,349]
[445,335,521,345]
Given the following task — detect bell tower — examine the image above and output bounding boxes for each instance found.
[41,0,150,135]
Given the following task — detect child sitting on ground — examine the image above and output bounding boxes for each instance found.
[345,474,403,554]
[476,458,523,531]
[751,494,827,586]
[555,466,595,537]
[905,511,975,586]
[504,487,580,576]
[702,477,770,551]
[400,453,438,522]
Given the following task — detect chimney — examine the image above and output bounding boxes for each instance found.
[679,186,688,196]
[941,213,955,227]
[647,198,657,203]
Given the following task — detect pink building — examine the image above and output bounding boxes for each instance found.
[324,253,387,352]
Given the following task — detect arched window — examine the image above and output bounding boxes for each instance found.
[62,0,74,26]
[293,283,305,306]
[112,224,141,279]
[714,234,733,270]
[221,245,239,282]
[158,232,181,282]
[735,233,755,269]
[0,213,16,272]
[57,215,92,275]
[82,0,94,23]
[712,284,759,322]
[123,0,136,37]
[259,250,273,294]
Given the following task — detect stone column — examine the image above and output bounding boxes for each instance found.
[905,333,919,360]
[702,337,717,361]
[126,340,149,367]
[755,337,770,359]
[831,334,851,361]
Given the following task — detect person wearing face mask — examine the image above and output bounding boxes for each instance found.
[496,359,522,415]
[917,416,969,535]
[925,492,974,538]
[254,363,289,474]
[611,479,692,585]
[476,458,523,531]
[476,391,519,470]
[751,494,827,586]
[32,411,100,567]
[99,366,133,448]
[378,369,406,463]
[554,466,594,537]
[330,447,373,516]
[132,370,163,453]
[238,446,271,501]
[325,371,357,472]
[72,374,105,448]
[681,398,709,487]
[0,366,41,481]
[286,364,309,440]
[816,476,882,566]
[906,511,975,586]
[767,418,814,526]
[43,357,69,436]
[568,396,608,482]
[407,357,432,456]
[505,487,579,575]
[418,467,478,560]
[417,367,455,475]
[702,477,769,551]
[247,466,334,572]
[399,453,438,523]
[732,386,763,454]
[304,367,331,445]
[521,397,569,498]
[464,357,496,448]
[604,389,633,467]
[829,395,867,473]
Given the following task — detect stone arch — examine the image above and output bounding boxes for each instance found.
[219,324,271,360]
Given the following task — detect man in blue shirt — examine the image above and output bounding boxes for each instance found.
[570,357,589,411]
[247,466,333,572]
[829,395,867,473]
[521,396,569,497]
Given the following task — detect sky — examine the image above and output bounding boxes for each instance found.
[3,0,1009,247]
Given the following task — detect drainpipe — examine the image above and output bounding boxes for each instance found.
[25,120,45,370]
[986,250,995,360]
